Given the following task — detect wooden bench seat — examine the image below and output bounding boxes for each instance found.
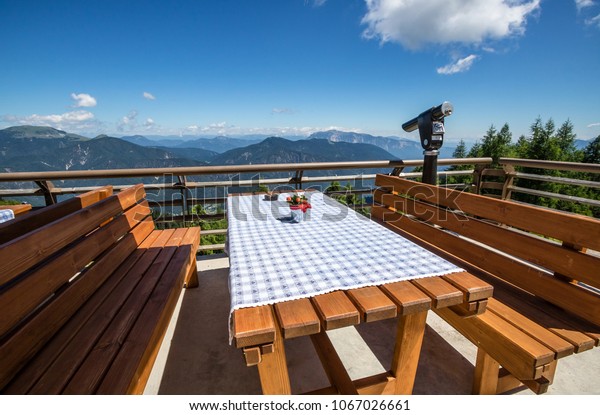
[0,184,200,394]
[372,174,600,394]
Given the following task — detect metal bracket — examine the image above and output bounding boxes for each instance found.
[391,167,405,177]
[290,170,304,190]
[34,180,57,206]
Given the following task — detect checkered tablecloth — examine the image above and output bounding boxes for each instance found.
[227,192,464,333]
[0,209,15,224]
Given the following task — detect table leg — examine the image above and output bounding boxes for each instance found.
[256,317,291,394]
[390,310,428,394]
[473,348,500,394]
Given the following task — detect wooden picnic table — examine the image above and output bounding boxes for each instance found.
[227,192,493,395]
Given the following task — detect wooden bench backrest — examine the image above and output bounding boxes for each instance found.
[373,174,600,327]
[0,185,114,244]
[0,184,153,390]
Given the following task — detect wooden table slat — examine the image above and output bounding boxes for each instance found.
[274,298,321,339]
[379,281,431,316]
[411,276,464,309]
[347,286,397,322]
[442,272,494,302]
[311,291,360,331]
[233,306,276,348]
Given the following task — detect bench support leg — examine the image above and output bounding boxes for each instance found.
[391,310,428,395]
[473,348,500,394]
[185,260,199,288]
[256,319,291,394]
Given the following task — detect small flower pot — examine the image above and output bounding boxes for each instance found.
[289,206,304,223]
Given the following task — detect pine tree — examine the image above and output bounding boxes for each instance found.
[479,123,513,165]
[453,139,468,159]
[583,135,600,164]
[445,140,473,186]
[555,120,578,161]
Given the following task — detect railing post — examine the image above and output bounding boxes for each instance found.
[176,175,188,224]
[501,164,515,200]
[472,165,484,195]
[291,170,304,190]
[34,180,57,206]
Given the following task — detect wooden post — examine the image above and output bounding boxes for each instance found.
[390,310,428,395]
[501,165,515,200]
[256,313,291,394]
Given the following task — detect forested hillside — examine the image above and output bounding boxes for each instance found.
[447,118,599,217]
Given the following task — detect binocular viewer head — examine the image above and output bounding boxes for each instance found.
[402,101,453,151]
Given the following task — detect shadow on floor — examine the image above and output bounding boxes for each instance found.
[158,266,483,394]
[355,319,475,394]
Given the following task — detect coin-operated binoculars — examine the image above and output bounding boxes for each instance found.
[402,102,453,185]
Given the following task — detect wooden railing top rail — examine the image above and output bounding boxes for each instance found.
[0,158,493,182]
[499,158,600,174]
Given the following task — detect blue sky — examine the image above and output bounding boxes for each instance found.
[1,0,599,143]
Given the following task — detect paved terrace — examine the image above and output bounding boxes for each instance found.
[144,255,600,395]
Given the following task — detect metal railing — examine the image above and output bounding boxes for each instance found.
[0,157,491,253]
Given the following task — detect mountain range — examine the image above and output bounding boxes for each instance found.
[3,126,592,177]
[210,136,396,165]
[122,129,460,160]
[0,127,200,173]
[308,130,430,159]
[0,126,402,176]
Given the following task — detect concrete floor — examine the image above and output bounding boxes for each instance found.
[145,255,600,395]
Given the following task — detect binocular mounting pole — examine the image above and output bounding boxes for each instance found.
[402,102,453,185]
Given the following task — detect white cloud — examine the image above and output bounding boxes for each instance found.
[586,13,600,26]
[588,122,600,128]
[576,0,595,11]
[437,54,478,75]
[4,110,94,124]
[305,0,327,7]
[143,91,156,100]
[361,0,540,50]
[2,110,97,131]
[70,93,97,108]
[144,118,155,127]
[117,110,139,131]
[272,107,294,115]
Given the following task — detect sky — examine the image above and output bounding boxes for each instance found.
[1,0,599,143]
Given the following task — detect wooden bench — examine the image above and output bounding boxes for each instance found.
[0,203,32,217]
[372,174,600,394]
[0,186,113,245]
[0,184,200,394]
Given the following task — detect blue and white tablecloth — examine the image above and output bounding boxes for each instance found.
[0,209,15,224]
[227,192,464,334]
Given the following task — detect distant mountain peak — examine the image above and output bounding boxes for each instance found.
[209,136,397,166]
[0,125,88,141]
[262,136,288,144]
